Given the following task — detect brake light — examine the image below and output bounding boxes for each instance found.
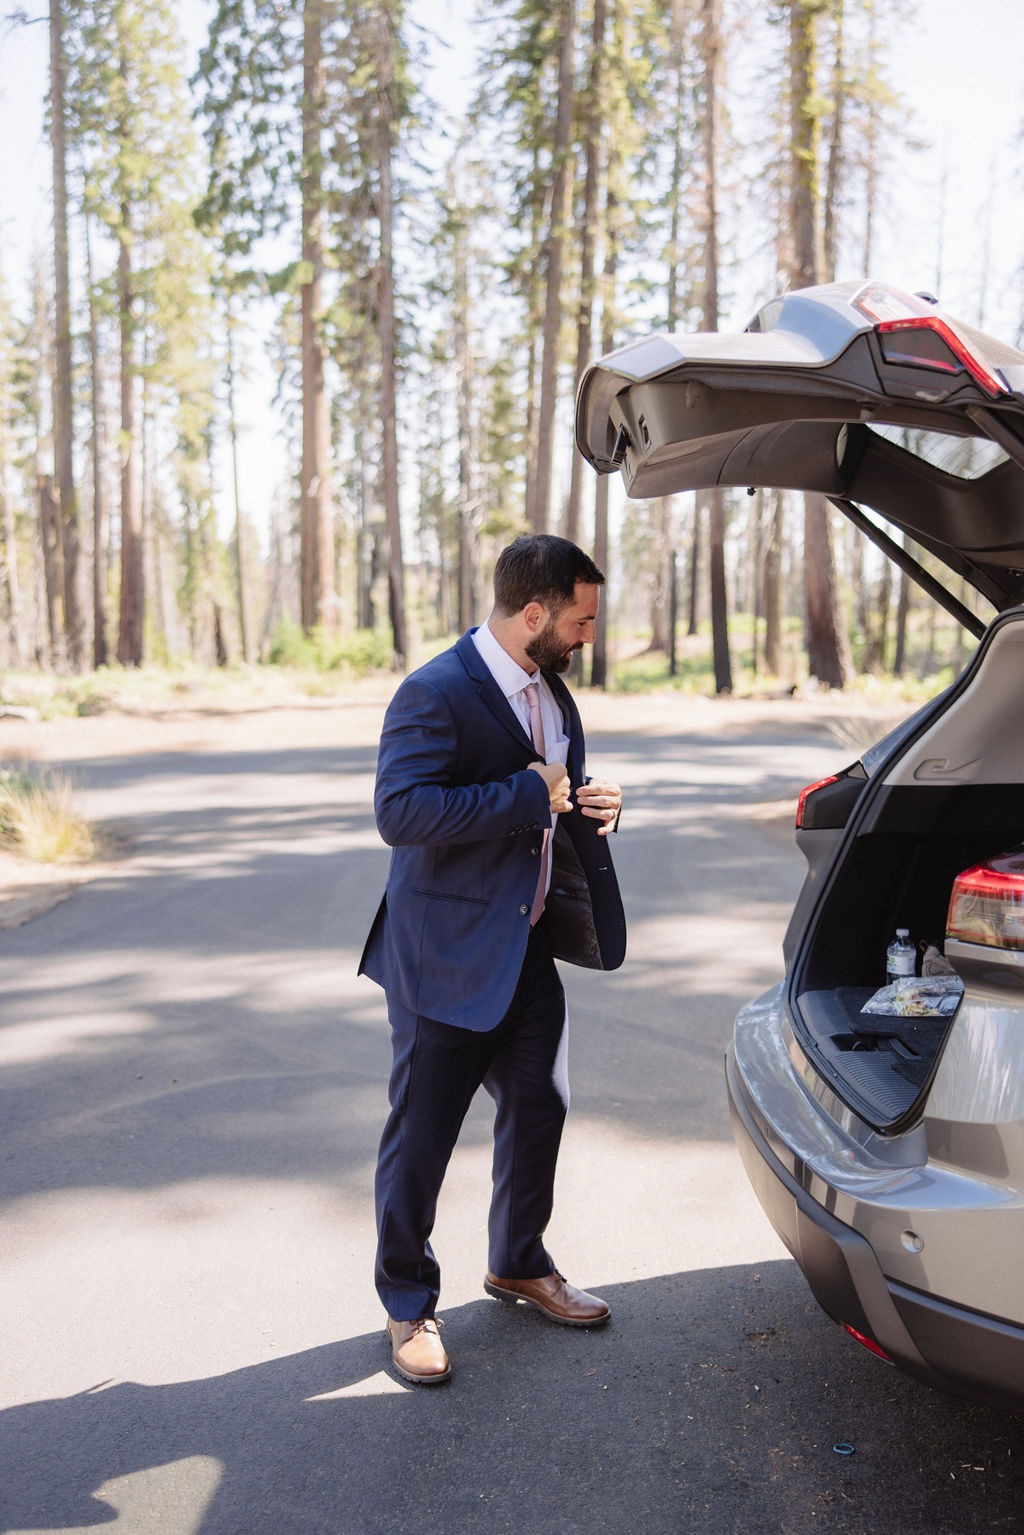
[877,317,1008,398]
[947,851,1024,951]
[843,1324,892,1362]
[796,776,838,829]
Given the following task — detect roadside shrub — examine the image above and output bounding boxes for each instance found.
[264,622,392,676]
[0,767,94,862]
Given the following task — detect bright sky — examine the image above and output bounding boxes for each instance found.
[0,0,1022,545]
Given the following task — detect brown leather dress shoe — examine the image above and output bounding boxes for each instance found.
[483,1270,611,1327]
[387,1316,451,1384]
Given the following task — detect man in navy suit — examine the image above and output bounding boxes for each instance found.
[360,534,626,1384]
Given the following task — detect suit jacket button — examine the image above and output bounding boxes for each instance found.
[519,904,529,916]
[531,845,540,856]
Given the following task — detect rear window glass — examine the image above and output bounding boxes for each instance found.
[868,423,1009,480]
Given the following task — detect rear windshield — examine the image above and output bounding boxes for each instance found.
[868,422,1009,481]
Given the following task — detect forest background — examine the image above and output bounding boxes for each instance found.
[1,0,1023,702]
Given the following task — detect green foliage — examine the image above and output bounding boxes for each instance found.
[264,621,393,675]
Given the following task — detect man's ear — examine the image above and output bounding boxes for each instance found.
[522,601,548,634]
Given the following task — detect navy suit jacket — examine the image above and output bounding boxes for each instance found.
[359,629,626,1031]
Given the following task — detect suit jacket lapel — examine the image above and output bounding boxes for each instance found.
[455,630,535,753]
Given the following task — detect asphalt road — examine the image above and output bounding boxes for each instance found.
[1,691,1021,1535]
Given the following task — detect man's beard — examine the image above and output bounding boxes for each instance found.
[526,619,580,674]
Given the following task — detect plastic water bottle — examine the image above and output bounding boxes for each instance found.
[886,928,916,986]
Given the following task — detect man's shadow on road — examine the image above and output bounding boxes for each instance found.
[2,1263,1022,1535]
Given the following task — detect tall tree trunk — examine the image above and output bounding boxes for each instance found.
[822,0,844,283]
[892,563,910,677]
[85,214,108,669]
[116,197,144,666]
[591,189,618,690]
[659,0,686,662]
[649,501,673,651]
[804,493,850,687]
[565,0,605,545]
[300,0,335,634]
[788,0,825,290]
[788,0,849,688]
[451,174,477,631]
[687,502,701,635]
[38,472,63,664]
[49,0,83,670]
[532,0,576,533]
[374,1,407,666]
[522,190,544,531]
[763,488,784,674]
[225,294,251,662]
[701,0,732,694]
[0,455,23,665]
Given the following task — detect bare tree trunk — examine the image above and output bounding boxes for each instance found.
[701,0,732,695]
[450,171,477,631]
[687,502,701,636]
[300,0,335,634]
[565,0,605,544]
[374,3,407,667]
[708,489,731,692]
[225,295,251,662]
[0,457,22,669]
[804,494,850,687]
[822,0,844,283]
[788,0,848,688]
[591,189,618,690]
[659,0,686,660]
[649,499,673,651]
[532,0,576,533]
[85,214,108,669]
[788,0,825,289]
[893,564,910,677]
[116,196,144,667]
[49,0,84,670]
[38,472,63,664]
[763,488,784,674]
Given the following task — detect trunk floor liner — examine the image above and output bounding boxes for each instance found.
[798,987,955,1123]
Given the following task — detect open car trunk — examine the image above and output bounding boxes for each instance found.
[787,609,1024,1131]
[576,280,1024,1133]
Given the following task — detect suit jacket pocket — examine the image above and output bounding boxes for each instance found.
[412,888,490,906]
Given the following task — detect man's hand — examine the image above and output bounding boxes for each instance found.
[576,778,621,836]
[528,760,572,814]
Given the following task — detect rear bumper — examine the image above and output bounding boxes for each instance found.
[726,1041,1024,1411]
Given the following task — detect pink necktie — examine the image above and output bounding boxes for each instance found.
[524,681,550,925]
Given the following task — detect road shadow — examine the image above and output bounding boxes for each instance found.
[2,1262,1020,1535]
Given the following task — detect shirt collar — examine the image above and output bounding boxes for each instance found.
[472,621,538,701]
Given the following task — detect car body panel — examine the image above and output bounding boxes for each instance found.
[730,987,1024,1362]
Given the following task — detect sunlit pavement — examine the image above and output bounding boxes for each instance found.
[1,693,1022,1534]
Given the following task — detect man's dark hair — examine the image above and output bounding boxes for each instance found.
[492,534,604,616]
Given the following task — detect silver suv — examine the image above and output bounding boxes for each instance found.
[577,280,1024,1410]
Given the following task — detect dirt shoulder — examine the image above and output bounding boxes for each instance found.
[0,675,910,929]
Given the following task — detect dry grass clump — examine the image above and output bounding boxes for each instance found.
[0,767,94,863]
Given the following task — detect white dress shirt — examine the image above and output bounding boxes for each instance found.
[471,622,569,770]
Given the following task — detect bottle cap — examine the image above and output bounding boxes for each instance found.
[896,928,909,938]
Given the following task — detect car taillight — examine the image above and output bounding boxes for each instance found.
[843,1324,892,1362]
[946,851,1024,951]
[795,776,838,829]
[876,317,1008,398]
